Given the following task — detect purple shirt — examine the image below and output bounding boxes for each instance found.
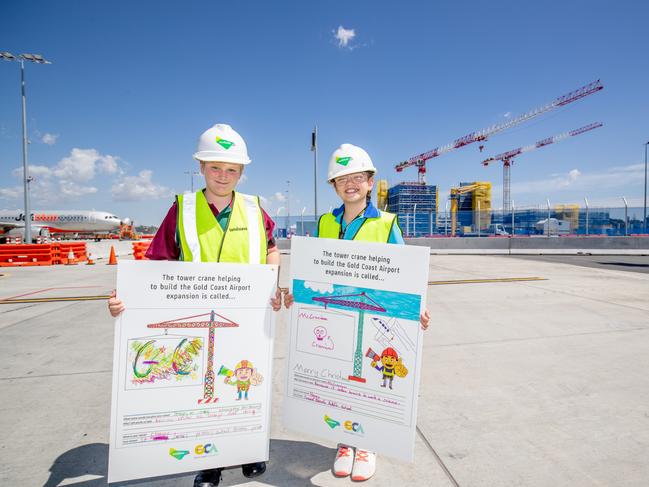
[145,200,276,261]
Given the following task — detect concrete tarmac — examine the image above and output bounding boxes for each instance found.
[1,253,648,487]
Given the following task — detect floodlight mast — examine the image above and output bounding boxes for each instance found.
[1,52,51,242]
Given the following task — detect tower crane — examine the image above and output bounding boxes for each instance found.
[394,80,604,184]
[482,122,603,211]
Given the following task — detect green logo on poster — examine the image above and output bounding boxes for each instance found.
[324,414,341,429]
[169,448,190,460]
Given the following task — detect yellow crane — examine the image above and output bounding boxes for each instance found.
[449,182,491,237]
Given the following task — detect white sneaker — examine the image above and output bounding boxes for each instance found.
[351,449,376,481]
[333,445,354,477]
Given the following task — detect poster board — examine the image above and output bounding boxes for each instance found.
[108,260,277,483]
[283,237,429,462]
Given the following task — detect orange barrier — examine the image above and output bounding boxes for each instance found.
[52,242,88,265]
[132,241,151,260]
[0,244,53,267]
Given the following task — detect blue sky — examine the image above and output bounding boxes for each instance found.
[1,0,648,225]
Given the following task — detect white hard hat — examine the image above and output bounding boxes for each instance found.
[327,143,376,181]
[193,124,251,164]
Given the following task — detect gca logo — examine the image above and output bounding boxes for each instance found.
[195,443,218,456]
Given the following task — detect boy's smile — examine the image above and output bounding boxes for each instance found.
[202,161,242,198]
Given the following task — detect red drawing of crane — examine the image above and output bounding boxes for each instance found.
[395,80,604,184]
[312,292,386,383]
[482,122,603,211]
[147,310,239,404]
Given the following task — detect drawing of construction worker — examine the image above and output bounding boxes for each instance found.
[225,359,263,400]
[370,347,407,389]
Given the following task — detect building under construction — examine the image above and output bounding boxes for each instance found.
[387,183,438,237]
[451,182,492,235]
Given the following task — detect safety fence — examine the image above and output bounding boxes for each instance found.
[132,241,151,260]
[0,242,87,267]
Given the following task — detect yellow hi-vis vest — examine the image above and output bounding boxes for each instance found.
[176,190,267,263]
[317,210,397,243]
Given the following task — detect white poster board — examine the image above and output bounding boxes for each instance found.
[283,237,429,462]
[108,260,277,483]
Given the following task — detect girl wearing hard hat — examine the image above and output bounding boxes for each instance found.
[284,143,430,481]
[109,124,281,487]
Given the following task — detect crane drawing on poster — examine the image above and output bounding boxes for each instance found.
[126,310,240,403]
[292,279,419,388]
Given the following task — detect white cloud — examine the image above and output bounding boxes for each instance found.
[111,170,174,201]
[274,191,286,202]
[52,148,120,182]
[510,164,642,195]
[304,281,334,294]
[0,186,21,200]
[503,112,512,118]
[334,25,356,48]
[12,165,52,178]
[59,181,98,197]
[30,165,54,177]
[239,173,248,184]
[41,133,59,145]
[487,163,647,208]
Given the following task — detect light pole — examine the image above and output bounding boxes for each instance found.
[622,197,628,236]
[413,203,417,238]
[1,52,51,243]
[642,142,649,234]
[444,200,449,237]
[311,126,318,219]
[275,207,284,238]
[546,198,551,237]
[301,206,306,236]
[184,170,199,192]
[286,180,291,236]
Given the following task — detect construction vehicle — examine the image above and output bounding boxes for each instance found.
[119,218,139,240]
[535,218,571,236]
[449,182,492,237]
[395,80,603,184]
[483,122,603,211]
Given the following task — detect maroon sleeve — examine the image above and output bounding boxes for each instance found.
[260,207,276,248]
[144,202,180,261]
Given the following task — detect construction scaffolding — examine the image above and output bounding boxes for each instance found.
[387,183,438,237]
[453,182,492,233]
[555,204,580,231]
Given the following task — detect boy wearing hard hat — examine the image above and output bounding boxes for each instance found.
[109,124,280,487]
[284,143,430,481]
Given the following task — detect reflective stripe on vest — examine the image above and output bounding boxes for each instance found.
[177,190,267,263]
[317,210,396,243]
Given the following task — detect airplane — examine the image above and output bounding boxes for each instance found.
[370,316,416,356]
[0,209,123,240]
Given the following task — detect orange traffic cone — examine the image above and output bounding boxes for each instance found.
[108,246,118,265]
[86,253,95,265]
[66,249,77,265]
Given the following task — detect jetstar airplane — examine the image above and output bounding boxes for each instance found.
[0,209,123,239]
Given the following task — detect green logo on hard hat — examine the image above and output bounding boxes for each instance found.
[215,136,235,150]
[335,156,352,166]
